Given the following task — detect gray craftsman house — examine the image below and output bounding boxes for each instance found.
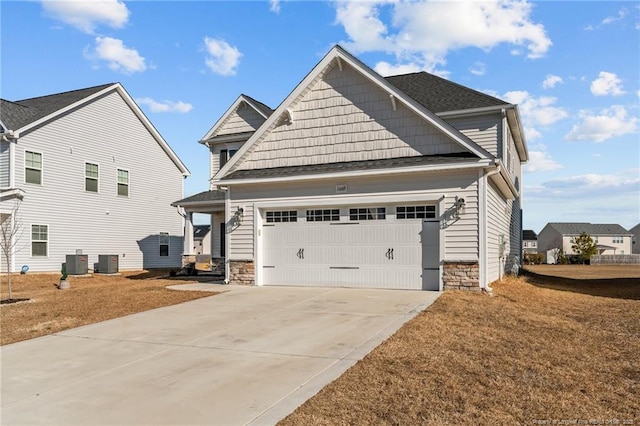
[1,83,190,272]
[174,45,527,291]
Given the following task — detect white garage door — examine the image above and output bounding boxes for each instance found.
[261,208,439,290]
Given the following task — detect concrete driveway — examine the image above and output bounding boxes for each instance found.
[1,284,440,425]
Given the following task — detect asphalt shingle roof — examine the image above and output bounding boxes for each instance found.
[523,230,538,240]
[548,223,632,236]
[172,190,226,206]
[385,72,509,113]
[1,83,115,131]
[193,225,211,238]
[223,153,478,180]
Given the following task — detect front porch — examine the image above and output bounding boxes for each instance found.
[172,190,227,276]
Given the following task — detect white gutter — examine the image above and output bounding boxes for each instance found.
[437,104,514,118]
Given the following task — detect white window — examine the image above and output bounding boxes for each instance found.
[349,207,386,221]
[396,205,436,219]
[613,236,624,244]
[266,211,297,223]
[306,209,339,222]
[25,151,42,184]
[85,163,99,192]
[159,232,169,256]
[117,169,129,197]
[31,224,48,257]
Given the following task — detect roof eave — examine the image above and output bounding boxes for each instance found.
[214,158,492,186]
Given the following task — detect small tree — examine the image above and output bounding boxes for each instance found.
[571,232,597,264]
[0,198,24,301]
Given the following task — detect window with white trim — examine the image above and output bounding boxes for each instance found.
[220,149,238,168]
[159,232,169,256]
[306,209,339,222]
[266,211,297,223]
[349,207,386,221]
[396,205,436,219]
[31,224,48,257]
[25,151,42,184]
[85,162,99,192]
[613,236,624,244]
[117,169,129,197]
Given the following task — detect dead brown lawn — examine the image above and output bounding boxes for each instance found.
[281,265,640,425]
[0,270,216,345]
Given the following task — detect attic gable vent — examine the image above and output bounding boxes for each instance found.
[276,109,293,127]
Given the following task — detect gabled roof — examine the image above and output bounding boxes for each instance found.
[522,230,537,240]
[1,83,190,176]
[385,72,508,113]
[545,223,632,236]
[214,45,494,183]
[200,94,273,143]
[1,84,114,131]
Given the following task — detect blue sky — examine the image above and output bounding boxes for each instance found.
[2,0,639,232]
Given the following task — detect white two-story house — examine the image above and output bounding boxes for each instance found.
[174,46,527,291]
[1,83,190,273]
[538,222,633,263]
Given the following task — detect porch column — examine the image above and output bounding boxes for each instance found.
[184,211,194,255]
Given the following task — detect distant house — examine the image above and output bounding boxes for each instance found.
[193,224,211,255]
[522,230,538,254]
[538,222,633,263]
[0,83,190,272]
[173,45,528,291]
[630,223,640,254]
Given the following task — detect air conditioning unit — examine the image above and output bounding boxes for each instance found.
[66,254,88,275]
[98,255,119,274]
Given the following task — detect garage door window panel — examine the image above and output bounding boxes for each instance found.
[266,211,297,223]
[396,205,436,219]
[349,207,386,221]
[306,209,339,222]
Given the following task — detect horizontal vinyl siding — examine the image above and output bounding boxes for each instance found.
[486,182,521,283]
[238,65,466,170]
[214,107,265,137]
[9,91,184,272]
[445,114,501,157]
[228,169,480,262]
[0,141,9,188]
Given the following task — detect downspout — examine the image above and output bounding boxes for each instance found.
[220,186,231,284]
[483,164,502,292]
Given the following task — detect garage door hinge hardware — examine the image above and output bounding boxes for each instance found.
[385,248,394,260]
[297,248,304,259]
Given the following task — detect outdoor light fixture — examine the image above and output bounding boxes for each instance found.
[453,196,465,219]
[233,207,244,223]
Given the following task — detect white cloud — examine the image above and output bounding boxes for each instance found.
[502,90,568,131]
[602,8,628,25]
[524,149,563,173]
[542,74,563,89]
[270,0,280,13]
[527,169,640,202]
[591,71,626,96]
[203,37,242,76]
[469,62,486,76]
[334,0,551,72]
[565,105,638,143]
[374,61,423,76]
[42,0,129,34]
[85,36,146,74]
[136,97,193,113]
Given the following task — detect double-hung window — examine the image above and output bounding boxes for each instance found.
[220,149,238,168]
[117,169,129,197]
[25,151,42,184]
[159,232,169,256]
[85,163,99,192]
[31,224,48,256]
